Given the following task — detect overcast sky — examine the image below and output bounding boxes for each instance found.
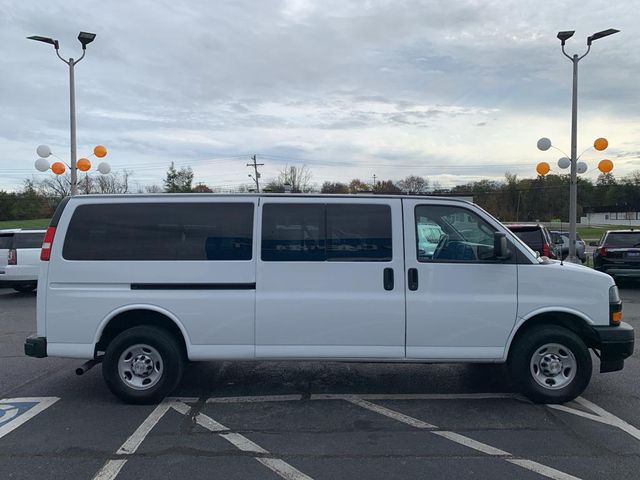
[0,0,638,192]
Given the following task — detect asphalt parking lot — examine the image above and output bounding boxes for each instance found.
[2,285,640,479]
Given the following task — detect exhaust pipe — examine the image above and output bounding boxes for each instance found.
[76,356,103,376]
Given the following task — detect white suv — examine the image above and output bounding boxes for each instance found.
[0,229,45,293]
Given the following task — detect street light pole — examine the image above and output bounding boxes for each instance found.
[69,58,78,196]
[556,28,619,262]
[28,32,96,196]
[568,52,579,263]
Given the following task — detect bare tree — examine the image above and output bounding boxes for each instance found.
[397,175,429,194]
[321,181,350,194]
[35,173,71,201]
[145,184,163,193]
[265,165,314,193]
[94,170,132,194]
[348,179,371,193]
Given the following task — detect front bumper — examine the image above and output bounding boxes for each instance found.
[24,335,47,358]
[593,322,634,372]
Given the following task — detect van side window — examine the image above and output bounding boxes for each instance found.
[327,204,391,261]
[63,203,254,261]
[261,203,392,262]
[415,205,498,263]
[261,204,326,261]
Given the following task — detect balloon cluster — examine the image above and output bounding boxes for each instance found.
[535,137,613,176]
[34,145,111,175]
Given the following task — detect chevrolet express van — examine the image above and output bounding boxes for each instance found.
[25,194,634,404]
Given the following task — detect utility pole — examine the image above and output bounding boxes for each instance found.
[373,174,377,188]
[247,154,264,193]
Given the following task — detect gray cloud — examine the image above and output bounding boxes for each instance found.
[1,0,638,190]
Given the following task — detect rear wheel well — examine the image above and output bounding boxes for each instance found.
[96,309,187,357]
[509,313,598,358]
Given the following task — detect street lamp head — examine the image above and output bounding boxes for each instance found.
[557,30,575,45]
[27,35,59,49]
[77,31,96,49]
[587,28,619,46]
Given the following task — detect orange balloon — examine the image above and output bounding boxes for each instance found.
[94,145,107,158]
[77,158,92,172]
[598,159,614,173]
[594,137,608,151]
[536,162,550,176]
[51,162,66,175]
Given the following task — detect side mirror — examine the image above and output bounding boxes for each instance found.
[494,232,512,260]
[589,241,598,247]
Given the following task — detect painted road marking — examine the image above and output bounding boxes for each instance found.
[0,397,59,439]
[206,392,521,403]
[92,398,314,480]
[549,395,640,442]
[344,398,582,480]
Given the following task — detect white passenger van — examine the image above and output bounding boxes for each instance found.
[25,194,633,404]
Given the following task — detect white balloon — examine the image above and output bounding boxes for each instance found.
[557,157,571,169]
[537,137,552,151]
[34,158,50,172]
[97,162,111,174]
[36,145,51,158]
[577,161,588,174]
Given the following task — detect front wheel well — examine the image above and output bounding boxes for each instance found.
[508,313,599,358]
[96,309,187,357]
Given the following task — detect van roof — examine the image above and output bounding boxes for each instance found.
[68,193,474,203]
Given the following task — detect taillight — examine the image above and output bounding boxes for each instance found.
[599,247,608,257]
[543,244,550,257]
[8,249,17,265]
[40,226,56,261]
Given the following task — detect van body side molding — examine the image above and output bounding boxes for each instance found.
[130,283,256,290]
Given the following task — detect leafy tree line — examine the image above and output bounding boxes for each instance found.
[3,161,640,223]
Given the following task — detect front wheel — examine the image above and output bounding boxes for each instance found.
[508,325,592,404]
[102,326,184,404]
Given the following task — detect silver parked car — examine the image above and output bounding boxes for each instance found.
[550,230,586,263]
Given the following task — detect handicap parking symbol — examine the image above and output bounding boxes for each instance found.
[0,397,59,438]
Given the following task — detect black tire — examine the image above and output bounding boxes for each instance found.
[102,326,184,404]
[13,284,36,293]
[508,325,592,404]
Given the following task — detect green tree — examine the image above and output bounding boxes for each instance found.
[163,162,194,193]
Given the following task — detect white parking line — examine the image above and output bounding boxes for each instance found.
[345,398,582,480]
[92,460,127,480]
[0,397,59,439]
[92,398,314,480]
[548,396,640,442]
[347,397,437,429]
[116,402,172,455]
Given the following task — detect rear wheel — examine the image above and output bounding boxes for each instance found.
[102,326,184,404]
[508,325,592,404]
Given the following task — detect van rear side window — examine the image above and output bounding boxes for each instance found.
[261,203,392,262]
[63,203,254,261]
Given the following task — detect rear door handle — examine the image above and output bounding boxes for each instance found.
[408,268,419,291]
[383,268,394,291]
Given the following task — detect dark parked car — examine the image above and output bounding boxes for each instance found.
[505,223,560,259]
[593,230,640,280]
[550,230,587,263]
